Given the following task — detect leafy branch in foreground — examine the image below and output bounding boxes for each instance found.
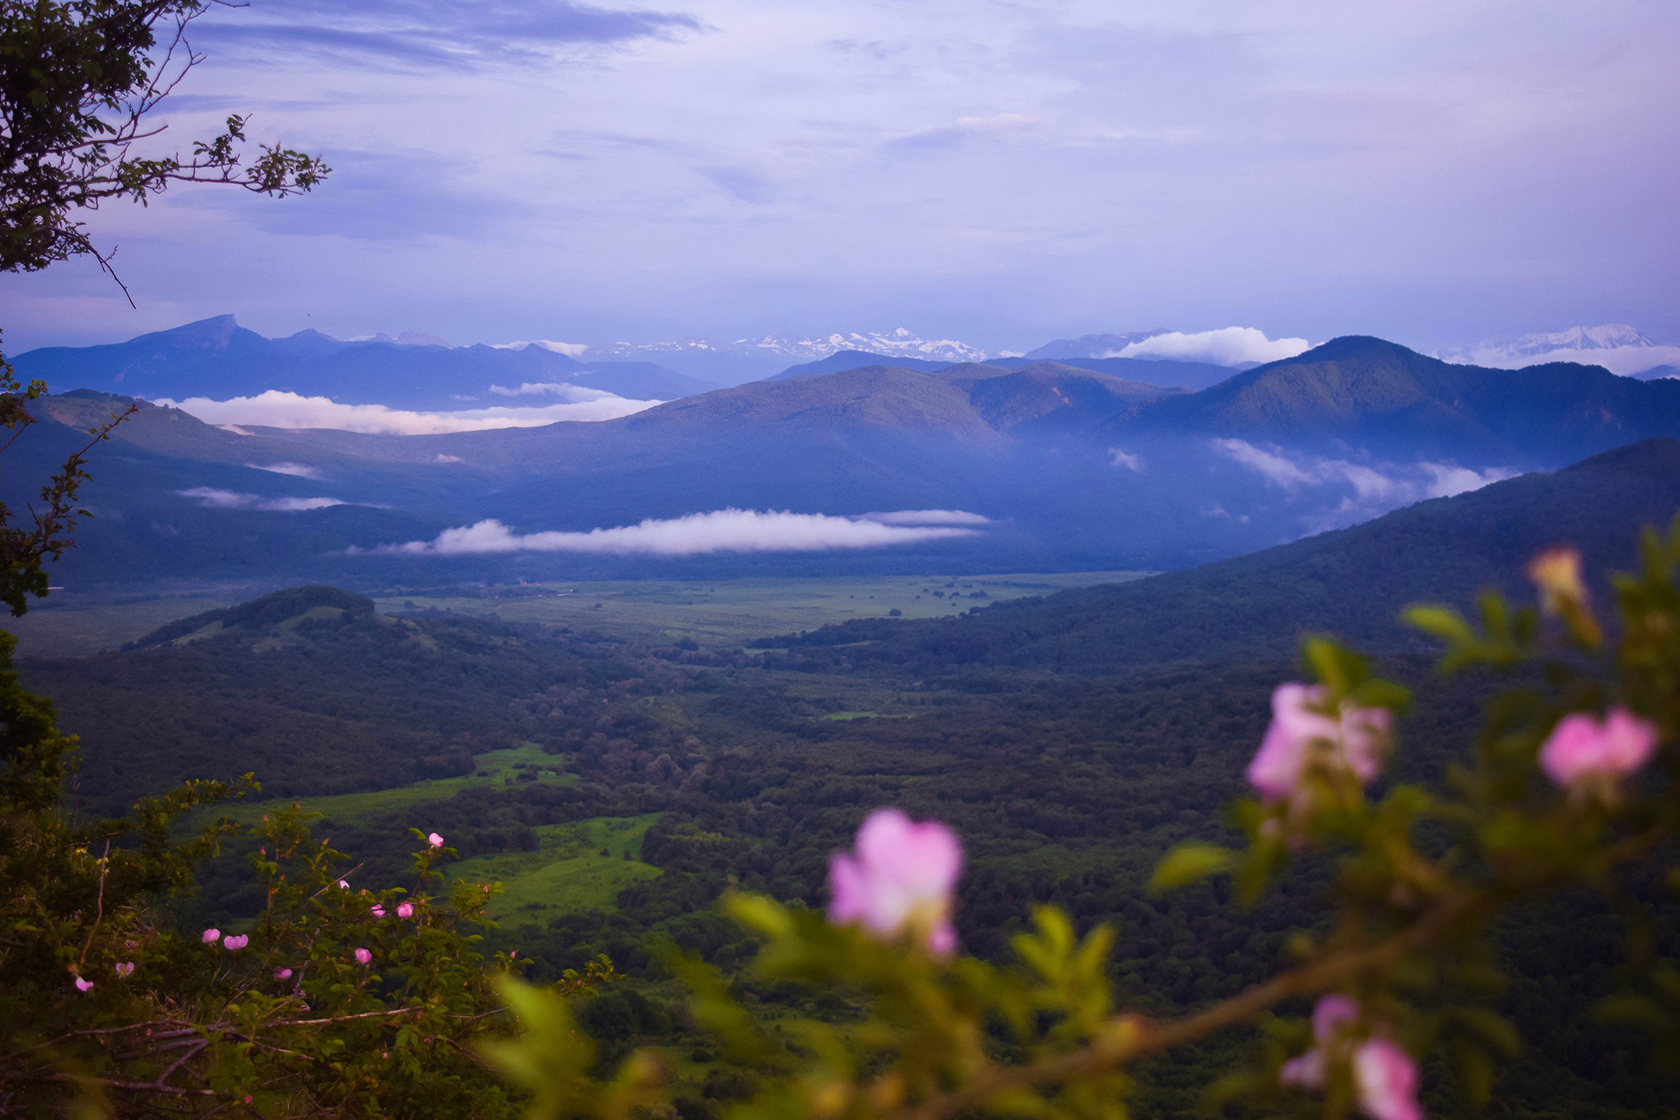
[2,0,330,287]
[490,518,1680,1120]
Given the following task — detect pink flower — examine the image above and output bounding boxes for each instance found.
[338,879,350,889]
[828,808,963,953]
[427,832,444,848]
[354,947,372,966]
[396,902,414,919]
[115,962,134,978]
[223,934,248,951]
[1353,1038,1423,1120]
[201,928,221,944]
[274,967,293,981]
[370,905,386,918]
[1281,996,1421,1120]
[74,976,94,993]
[1247,684,1392,802]
[1539,708,1658,787]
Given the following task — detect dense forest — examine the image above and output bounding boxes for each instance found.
[21,541,1680,1118]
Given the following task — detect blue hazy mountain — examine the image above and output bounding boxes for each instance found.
[774,350,1237,391]
[11,336,1680,589]
[10,316,718,408]
[1112,335,1680,466]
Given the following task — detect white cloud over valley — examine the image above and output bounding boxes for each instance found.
[155,390,660,434]
[366,509,986,557]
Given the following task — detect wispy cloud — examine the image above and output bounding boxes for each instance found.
[192,0,702,71]
[365,508,985,556]
[1212,438,1514,529]
[154,390,659,434]
[1111,328,1310,367]
[862,509,991,526]
[486,381,626,399]
[885,113,1040,151]
[1107,448,1143,472]
[178,488,346,512]
[246,462,323,479]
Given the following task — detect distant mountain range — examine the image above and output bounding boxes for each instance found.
[6,333,1679,591]
[10,316,719,410]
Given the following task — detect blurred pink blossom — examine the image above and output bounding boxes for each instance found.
[115,962,134,978]
[427,832,444,848]
[338,879,350,889]
[74,976,93,992]
[370,905,386,918]
[354,948,372,966]
[1248,684,1392,801]
[1539,708,1658,787]
[829,808,962,953]
[274,967,293,980]
[1281,996,1421,1120]
[201,928,221,944]
[223,934,248,951]
[396,902,414,919]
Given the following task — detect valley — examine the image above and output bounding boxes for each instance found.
[14,440,1680,1116]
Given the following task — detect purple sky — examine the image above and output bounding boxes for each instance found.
[3,0,1677,354]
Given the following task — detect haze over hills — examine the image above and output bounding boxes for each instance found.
[770,437,1680,675]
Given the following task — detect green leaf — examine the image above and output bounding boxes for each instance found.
[1149,842,1234,893]
[1449,1038,1494,1108]
[1404,605,1475,646]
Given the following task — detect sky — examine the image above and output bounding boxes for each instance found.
[4,0,1678,355]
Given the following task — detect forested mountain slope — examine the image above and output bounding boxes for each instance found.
[1114,336,1680,465]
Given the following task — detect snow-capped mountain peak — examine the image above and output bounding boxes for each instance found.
[589,329,990,365]
[1440,324,1676,378]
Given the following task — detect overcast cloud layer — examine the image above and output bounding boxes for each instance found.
[2,1,1676,354]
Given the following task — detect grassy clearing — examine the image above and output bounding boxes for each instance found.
[199,742,572,828]
[450,814,665,922]
[373,571,1147,649]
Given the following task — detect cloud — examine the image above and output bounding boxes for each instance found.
[247,462,323,479]
[1456,344,1680,378]
[487,381,625,400]
[1212,439,1515,527]
[366,508,985,557]
[1107,448,1143,472]
[494,340,591,358]
[1211,439,1317,487]
[178,488,346,512]
[886,113,1041,151]
[154,390,660,434]
[192,1,701,71]
[861,509,992,526]
[1111,328,1311,367]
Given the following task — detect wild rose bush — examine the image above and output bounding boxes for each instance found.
[490,518,1680,1120]
[0,752,582,1117]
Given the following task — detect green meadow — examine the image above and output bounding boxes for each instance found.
[448,814,666,924]
[195,742,572,829]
